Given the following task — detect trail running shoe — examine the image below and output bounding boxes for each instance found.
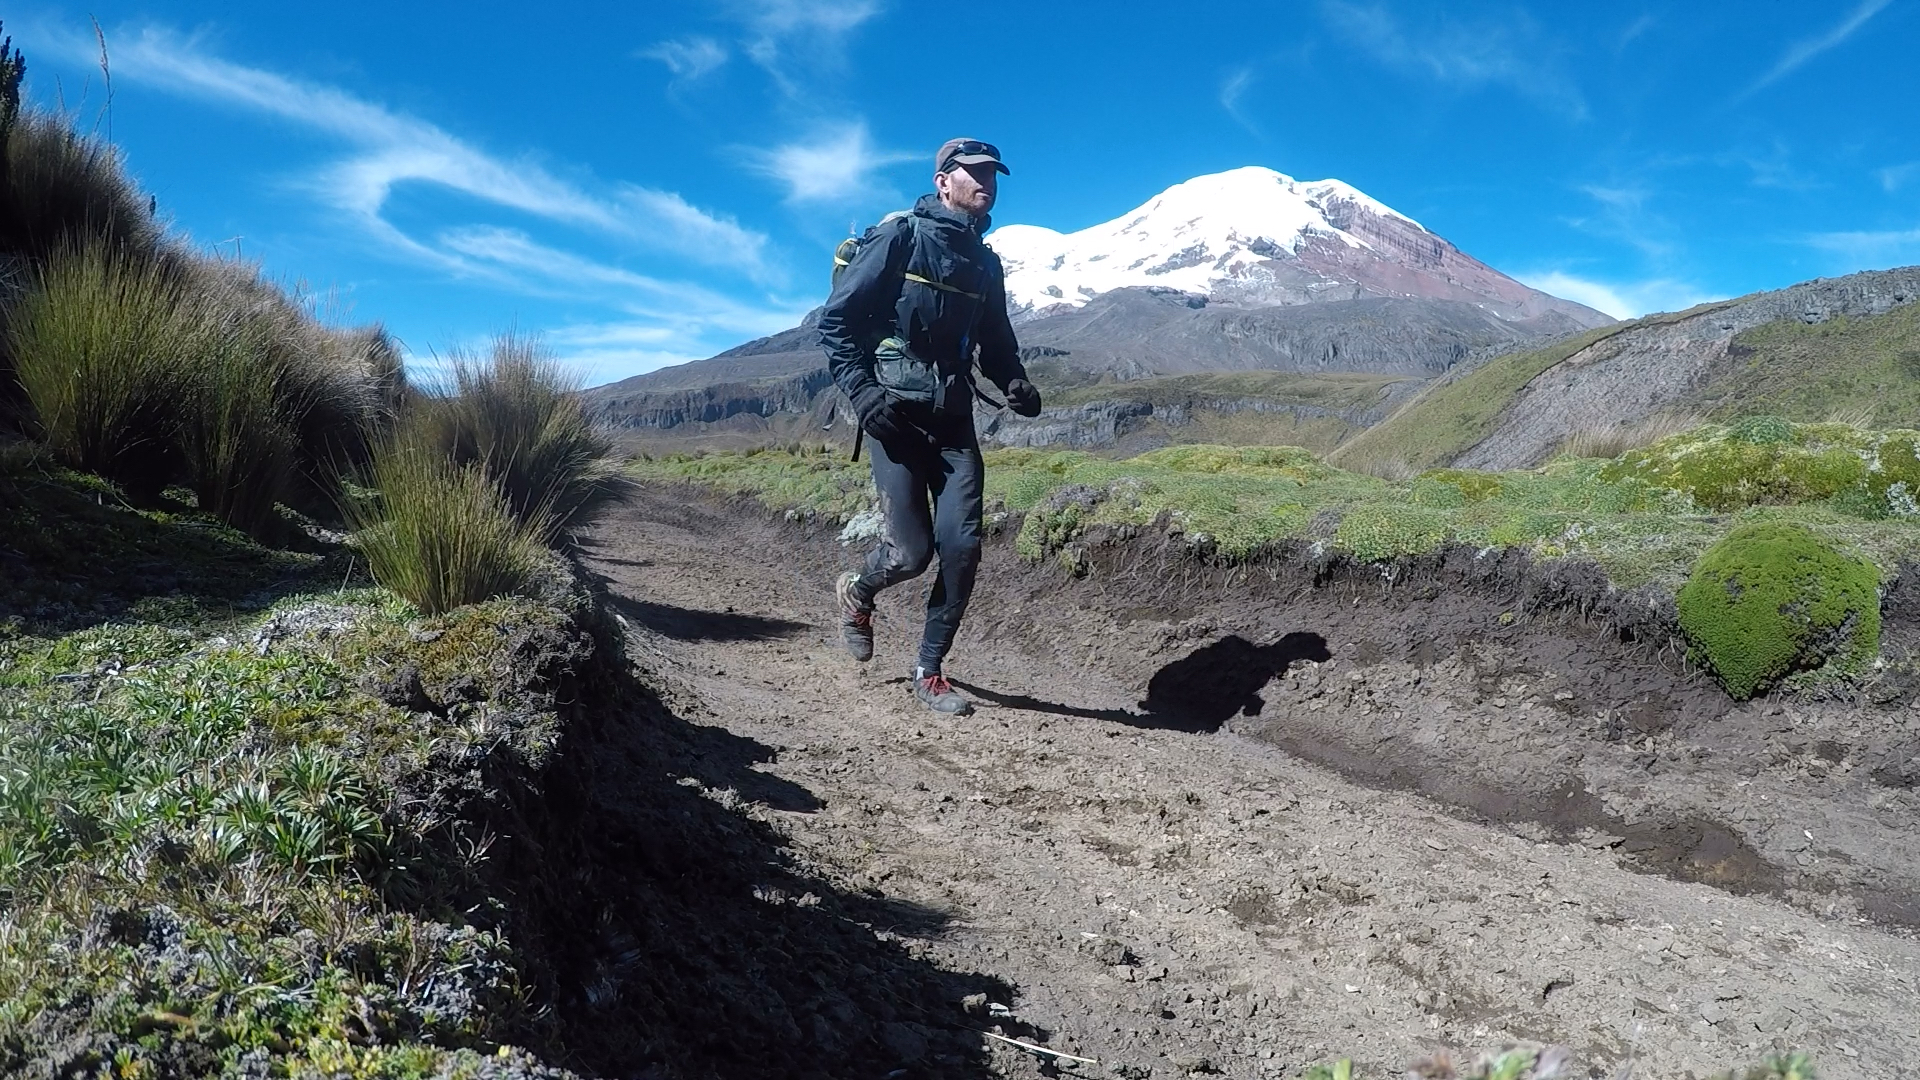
[835,571,874,662]
[912,666,973,716]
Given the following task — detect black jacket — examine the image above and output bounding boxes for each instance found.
[818,193,1027,416]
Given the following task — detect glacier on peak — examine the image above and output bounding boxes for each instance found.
[986,165,1435,313]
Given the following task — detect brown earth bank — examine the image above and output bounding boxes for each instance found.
[568,485,1920,1079]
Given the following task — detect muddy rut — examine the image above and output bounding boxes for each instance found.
[578,486,1920,1080]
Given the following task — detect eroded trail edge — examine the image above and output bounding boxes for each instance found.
[579,485,1920,1079]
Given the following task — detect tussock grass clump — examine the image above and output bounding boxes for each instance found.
[409,334,626,535]
[346,441,548,615]
[1557,410,1705,460]
[174,257,400,525]
[0,111,160,269]
[7,241,402,534]
[7,241,191,498]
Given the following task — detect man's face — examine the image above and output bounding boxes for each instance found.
[935,162,998,216]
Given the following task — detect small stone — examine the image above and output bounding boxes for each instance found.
[1111,964,1139,982]
[1699,1001,1727,1024]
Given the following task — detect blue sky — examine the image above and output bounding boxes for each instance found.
[9,1,1920,386]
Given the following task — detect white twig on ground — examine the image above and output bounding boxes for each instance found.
[982,1030,1099,1065]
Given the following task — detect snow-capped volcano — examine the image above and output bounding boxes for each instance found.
[988,166,1608,330]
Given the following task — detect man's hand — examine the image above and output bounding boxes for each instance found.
[857,393,913,445]
[1006,378,1042,417]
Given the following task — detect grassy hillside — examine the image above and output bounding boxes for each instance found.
[0,27,631,1071]
[1327,304,1739,472]
[1688,303,1920,424]
[1328,294,1920,474]
[1045,370,1410,411]
[0,457,595,1076]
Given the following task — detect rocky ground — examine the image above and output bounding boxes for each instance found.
[577,486,1920,1080]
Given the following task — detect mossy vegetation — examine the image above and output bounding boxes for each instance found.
[1676,523,1881,699]
[1687,303,1920,425]
[1603,419,1920,516]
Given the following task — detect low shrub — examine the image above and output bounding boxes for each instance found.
[408,334,625,535]
[345,440,548,615]
[8,240,402,533]
[1676,522,1880,699]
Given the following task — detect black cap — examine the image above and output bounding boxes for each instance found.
[936,137,1009,175]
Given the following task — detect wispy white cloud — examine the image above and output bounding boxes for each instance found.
[747,120,920,204]
[641,36,728,82]
[436,226,807,382]
[727,0,883,94]
[1517,270,1719,320]
[1616,14,1656,50]
[1745,0,1891,96]
[78,25,776,284]
[1806,224,1920,270]
[1220,67,1261,136]
[1320,1,1586,120]
[29,22,803,384]
[1876,162,1920,193]
[542,323,726,385]
[1566,183,1676,260]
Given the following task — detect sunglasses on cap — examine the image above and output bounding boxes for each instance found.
[937,138,1010,175]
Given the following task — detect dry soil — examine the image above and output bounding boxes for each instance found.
[576,485,1920,1080]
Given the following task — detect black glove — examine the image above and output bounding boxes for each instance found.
[1006,378,1042,418]
[853,388,920,448]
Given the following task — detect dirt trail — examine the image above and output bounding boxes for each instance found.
[580,487,1920,1080]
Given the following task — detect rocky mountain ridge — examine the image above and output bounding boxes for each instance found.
[1451,266,1920,469]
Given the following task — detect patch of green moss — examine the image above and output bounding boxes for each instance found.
[1604,419,1920,516]
[1333,505,1451,562]
[1676,522,1881,699]
[0,464,327,635]
[1015,505,1089,560]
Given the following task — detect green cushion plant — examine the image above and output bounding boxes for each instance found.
[1675,522,1880,699]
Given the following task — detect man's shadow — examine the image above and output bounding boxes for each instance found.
[1138,632,1331,732]
[954,632,1330,734]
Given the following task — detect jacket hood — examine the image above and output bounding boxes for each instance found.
[914,192,990,234]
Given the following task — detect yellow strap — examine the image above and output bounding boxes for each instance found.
[902,271,983,301]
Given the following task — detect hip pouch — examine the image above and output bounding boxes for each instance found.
[873,336,940,406]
